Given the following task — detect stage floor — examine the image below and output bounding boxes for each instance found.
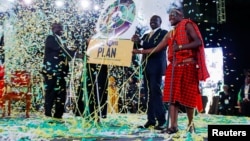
[0,111,250,141]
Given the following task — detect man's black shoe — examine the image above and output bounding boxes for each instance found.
[137,122,156,129]
[154,122,167,130]
[154,124,166,130]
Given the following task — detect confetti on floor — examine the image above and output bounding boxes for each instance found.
[0,112,249,141]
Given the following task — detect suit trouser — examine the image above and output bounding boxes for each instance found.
[43,74,67,118]
[144,72,166,125]
[76,64,108,118]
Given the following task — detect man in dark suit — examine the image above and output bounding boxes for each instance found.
[218,84,234,115]
[86,64,108,121]
[42,22,74,119]
[131,15,168,130]
[74,38,108,123]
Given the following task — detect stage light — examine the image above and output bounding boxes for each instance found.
[94,5,99,10]
[55,0,64,8]
[23,0,32,5]
[80,0,90,9]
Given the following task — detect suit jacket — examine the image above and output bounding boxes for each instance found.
[42,34,74,77]
[134,28,167,75]
[218,91,233,107]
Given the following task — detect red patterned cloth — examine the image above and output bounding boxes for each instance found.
[0,65,4,108]
[163,19,209,112]
[163,63,202,111]
[168,19,209,81]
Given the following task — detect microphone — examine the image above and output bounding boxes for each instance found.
[133,27,142,49]
[135,26,141,37]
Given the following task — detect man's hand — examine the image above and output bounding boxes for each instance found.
[173,40,180,52]
[243,98,250,102]
[132,49,141,54]
[131,34,141,43]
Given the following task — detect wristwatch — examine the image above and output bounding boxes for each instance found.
[178,45,183,50]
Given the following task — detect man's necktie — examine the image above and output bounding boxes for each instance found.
[148,31,154,41]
